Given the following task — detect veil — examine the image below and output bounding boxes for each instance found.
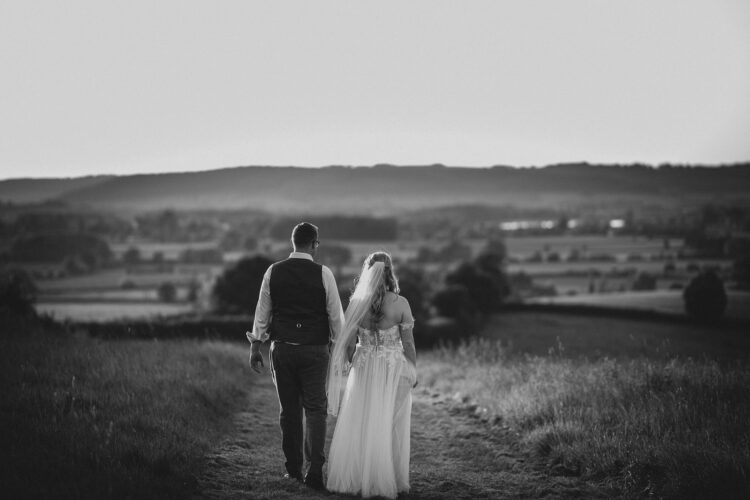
[326,260,386,416]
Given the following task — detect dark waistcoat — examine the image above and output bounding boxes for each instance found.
[269,258,330,345]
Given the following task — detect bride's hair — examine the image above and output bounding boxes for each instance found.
[355,252,399,330]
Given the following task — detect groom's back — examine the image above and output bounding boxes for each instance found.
[269,258,329,345]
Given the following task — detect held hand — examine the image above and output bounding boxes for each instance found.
[249,350,264,374]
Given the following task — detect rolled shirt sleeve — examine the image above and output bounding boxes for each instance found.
[322,265,345,343]
[246,265,273,343]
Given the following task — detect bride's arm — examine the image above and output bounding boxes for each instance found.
[399,298,417,368]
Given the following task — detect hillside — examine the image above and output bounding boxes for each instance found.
[0,164,748,213]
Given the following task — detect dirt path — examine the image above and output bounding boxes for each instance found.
[195,369,601,499]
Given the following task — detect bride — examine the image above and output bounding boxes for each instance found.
[326,252,418,499]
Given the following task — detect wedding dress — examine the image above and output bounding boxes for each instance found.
[326,322,416,498]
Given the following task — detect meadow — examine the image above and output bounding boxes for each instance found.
[421,312,750,498]
[3,310,749,498]
[0,331,251,499]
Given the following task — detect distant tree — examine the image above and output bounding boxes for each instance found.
[445,262,503,315]
[683,270,728,322]
[632,272,657,291]
[157,282,177,303]
[431,284,477,321]
[152,251,165,264]
[0,268,37,318]
[9,233,112,267]
[727,237,750,290]
[179,247,223,264]
[187,279,201,302]
[567,248,582,262]
[212,255,273,314]
[123,246,141,265]
[396,264,430,322]
[317,244,352,271]
[546,252,561,263]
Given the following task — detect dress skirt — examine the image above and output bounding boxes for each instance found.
[326,342,415,499]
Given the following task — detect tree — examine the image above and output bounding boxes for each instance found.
[727,237,750,290]
[445,262,503,315]
[123,246,141,265]
[396,264,430,322]
[317,244,352,271]
[212,255,273,314]
[10,233,112,268]
[157,281,177,303]
[632,272,657,291]
[683,270,728,322]
[0,268,37,318]
[431,284,477,320]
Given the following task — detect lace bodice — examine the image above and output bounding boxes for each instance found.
[357,324,405,351]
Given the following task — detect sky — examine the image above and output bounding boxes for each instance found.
[1,0,749,180]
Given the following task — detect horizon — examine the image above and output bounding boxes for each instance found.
[1,161,748,182]
[2,1,749,180]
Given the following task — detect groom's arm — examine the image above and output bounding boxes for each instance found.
[246,265,273,344]
[247,265,273,373]
[321,265,344,346]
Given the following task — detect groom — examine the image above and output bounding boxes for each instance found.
[247,222,344,490]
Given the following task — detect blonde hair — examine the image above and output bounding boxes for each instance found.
[355,252,399,331]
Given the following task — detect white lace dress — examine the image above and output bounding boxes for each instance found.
[326,323,416,498]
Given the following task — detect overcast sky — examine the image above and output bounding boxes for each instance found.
[1,0,749,179]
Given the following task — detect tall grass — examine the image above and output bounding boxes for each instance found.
[421,337,750,498]
[0,332,251,499]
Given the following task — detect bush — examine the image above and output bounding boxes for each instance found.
[432,284,477,320]
[0,268,37,318]
[10,232,112,267]
[158,282,177,303]
[683,270,727,322]
[212,255,273,314]
[632,272,657,291]
[122,246,141,265]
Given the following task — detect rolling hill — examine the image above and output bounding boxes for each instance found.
[0,164,748,213]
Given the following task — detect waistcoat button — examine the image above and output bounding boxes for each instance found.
[296,323,301,328]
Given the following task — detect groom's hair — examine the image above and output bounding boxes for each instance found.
[292,222,319,247]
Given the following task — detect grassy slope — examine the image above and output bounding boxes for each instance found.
[0,333,251,499]
[421,312,750,498]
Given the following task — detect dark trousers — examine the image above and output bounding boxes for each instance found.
[269,341,329,478]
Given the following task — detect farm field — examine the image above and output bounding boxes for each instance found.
[36,302,195,322]
[527,289,750,321]
[110,241,219,260]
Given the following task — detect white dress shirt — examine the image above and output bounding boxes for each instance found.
[246,252,345,344]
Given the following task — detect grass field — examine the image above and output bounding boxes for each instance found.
[0,332,251,499]
[35,302,196,322]
[528,290,750,321]
[3,311,749,497]
[421,312,750,498]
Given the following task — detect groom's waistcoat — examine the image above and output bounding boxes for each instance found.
[268,258,330,345]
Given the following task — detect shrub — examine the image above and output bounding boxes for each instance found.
[683,270,727,322]
[632,272,657,291]
[122,246,141,265]
[432,284,477,320]
[212,255,273,314]
[157,282,177,303]
[0,268,37,318]
[10,232,112,267]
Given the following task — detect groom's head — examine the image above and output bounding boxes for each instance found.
[291,222,319,256]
